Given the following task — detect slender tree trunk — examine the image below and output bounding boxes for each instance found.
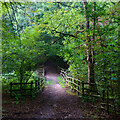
[10,3,20,38]
[83,1,96,90]
[83,1,91,83]
[91,2,96,84]
[118,15,120,101]
[4,3,15,38]
[20,59,24,90]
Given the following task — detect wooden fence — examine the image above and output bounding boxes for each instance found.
[60,68,117,115]
[9,65,45,97]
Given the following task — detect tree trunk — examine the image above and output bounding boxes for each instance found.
[91,2,96,84]
[83,1,96,90]
[4,3,16,38]
[118,14,120,101]
[20,59,24,90]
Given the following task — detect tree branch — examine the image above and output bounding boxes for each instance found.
[4,2,16,38]
[10,2,20,38]
[52,29,78,38]
[57,2,72,8]
[51,35,64,45]
[75,44,86,49]
[2,52,19,64]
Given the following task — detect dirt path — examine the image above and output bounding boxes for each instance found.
[2,63,86,119]
[3,62,118,119]
[34,63,84,119]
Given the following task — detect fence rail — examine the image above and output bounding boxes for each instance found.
[9,65,45,97]
[60,68,117,115]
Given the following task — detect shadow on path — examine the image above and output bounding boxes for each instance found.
[34,62,84,119]
[2,62,84,119]
[2,62,118,119]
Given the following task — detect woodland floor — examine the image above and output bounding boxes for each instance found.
[2,62,118,120]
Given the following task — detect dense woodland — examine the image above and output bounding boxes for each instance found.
[1,1,120,118]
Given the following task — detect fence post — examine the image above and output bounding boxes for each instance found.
[31,81,33,97]
[10,82,12,96]
[78,81,80,95]
[38,78,40,90]
[71,78,73,90]
[74,79,76,92]
[111,88,116,115]
[82,82,84,96]
[41,78,44,91]
[65,75,67,84]
[72,78,75,91]
[113,98,116,116]
[35,80,37,92]
[107,86,109,115]
[102,90,105,102]
[43,67,45,77]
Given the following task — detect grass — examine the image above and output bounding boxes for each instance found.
[57,76,66,88]
[46,80,55,85]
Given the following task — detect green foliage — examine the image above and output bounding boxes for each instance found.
[46,80,55,85]
[3,71,43,100]
[57,76,65,88]
[2,2,120,109]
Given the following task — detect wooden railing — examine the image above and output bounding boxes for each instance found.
[9,65,45,97]
[10,81,33,97]
[60,68,117,115]
[60,69,82,95]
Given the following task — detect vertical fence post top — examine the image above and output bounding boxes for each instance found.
[10,82,12,85]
